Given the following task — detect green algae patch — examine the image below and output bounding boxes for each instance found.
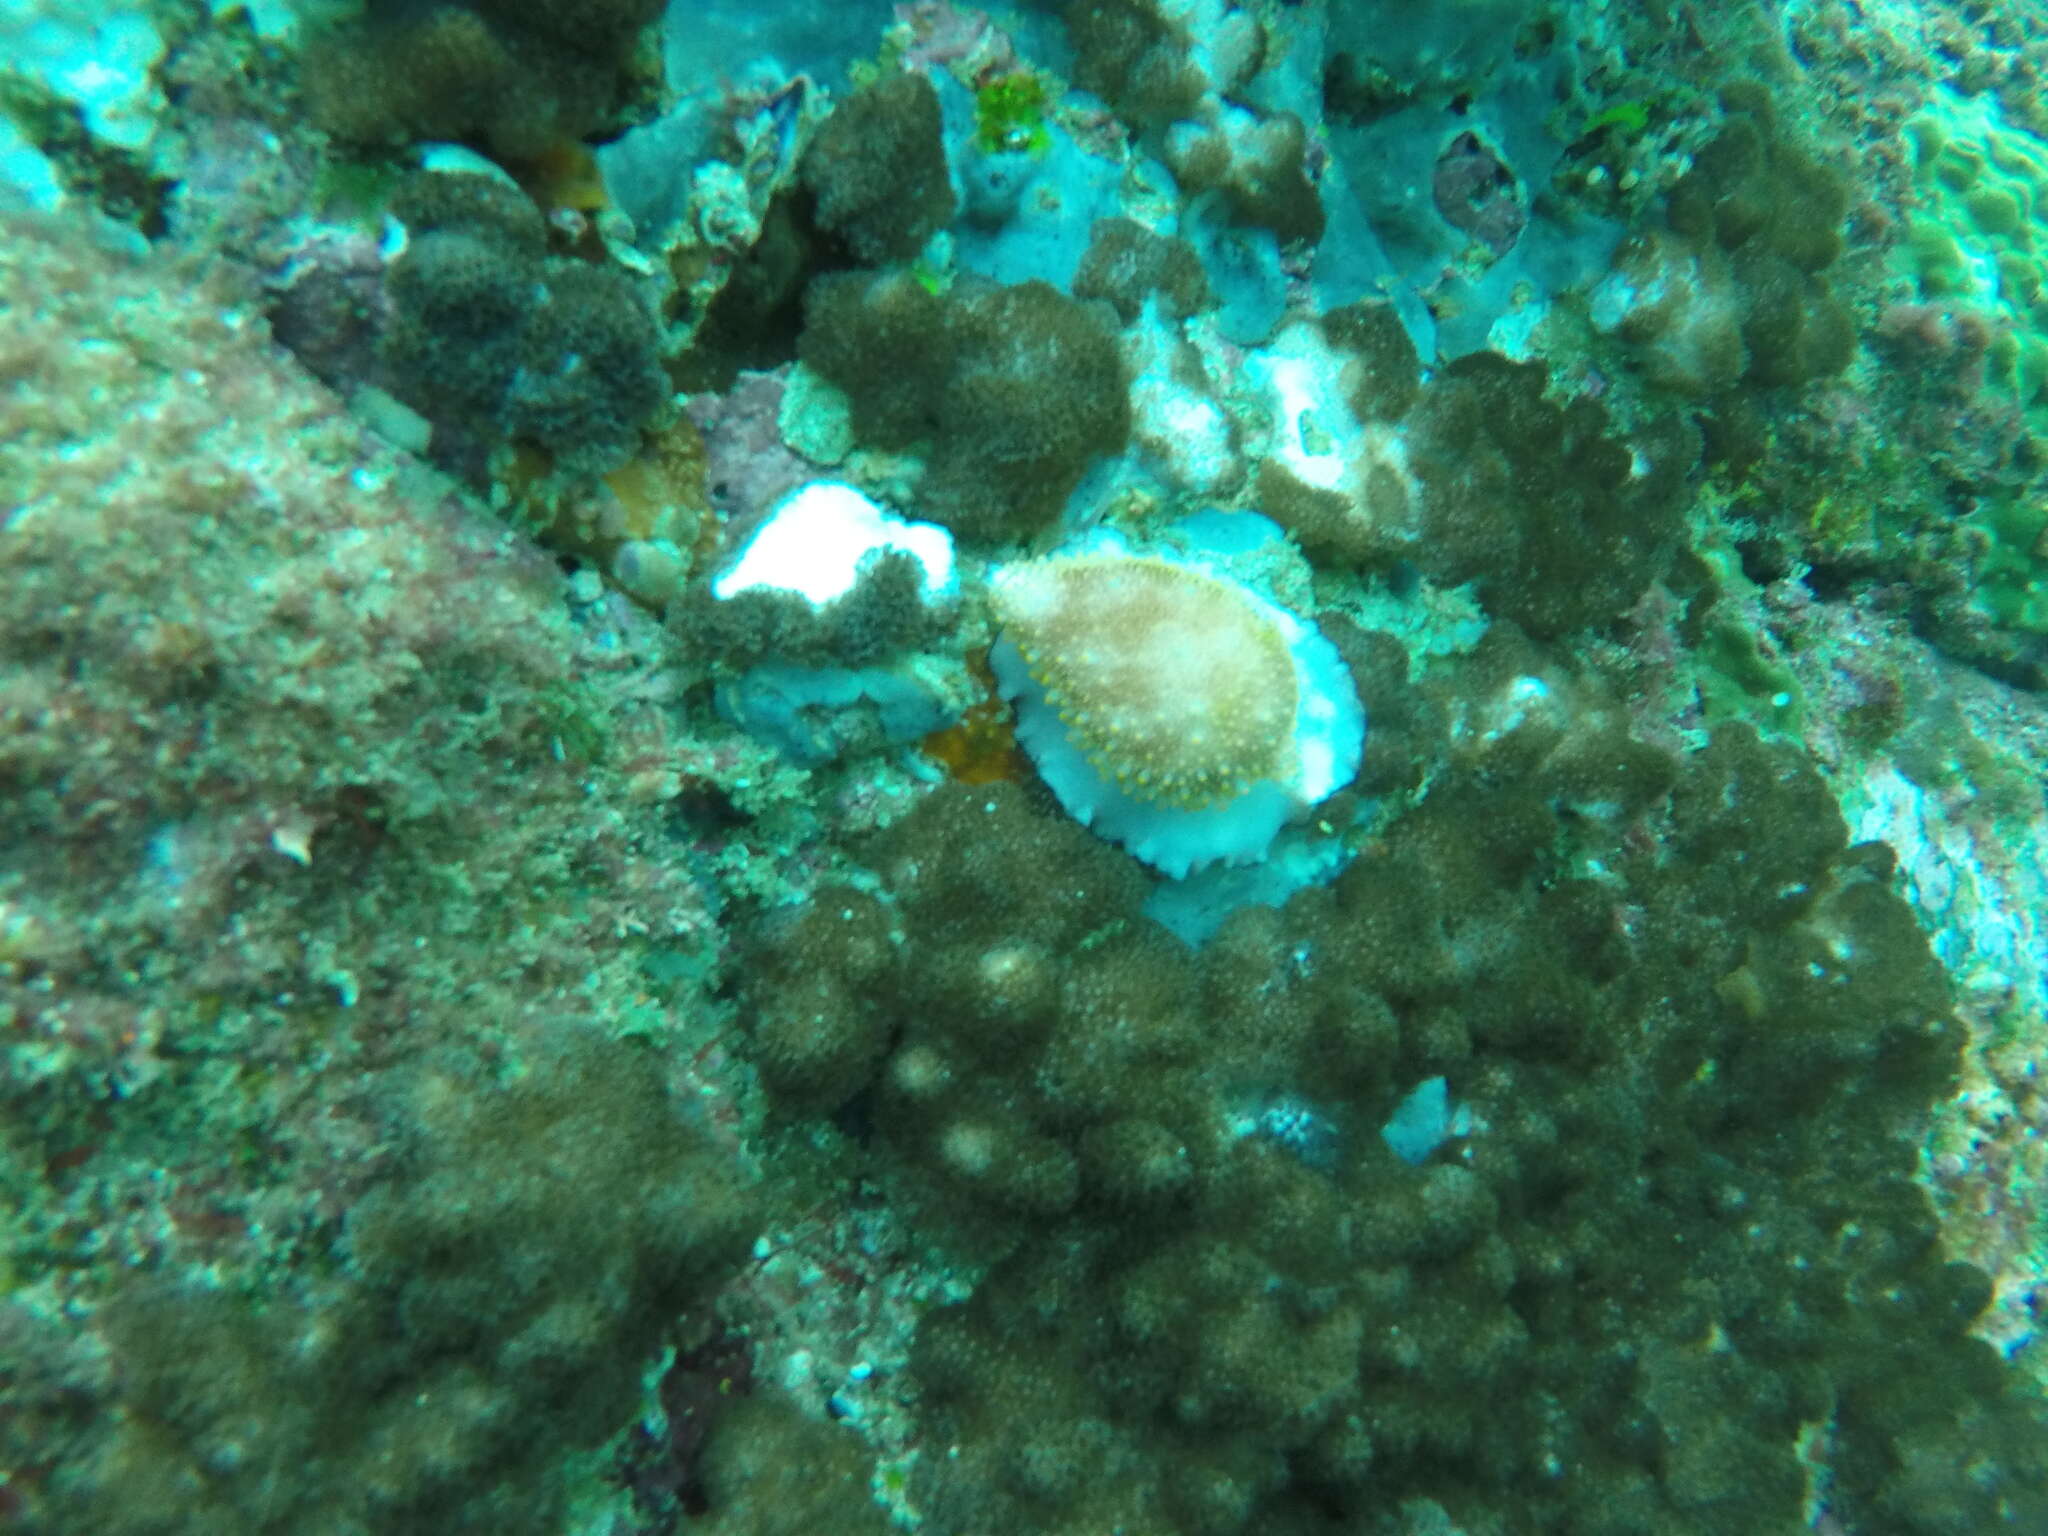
[1698,615,1805,735]
[973,70,1053,157]
[1967,492,2048,634]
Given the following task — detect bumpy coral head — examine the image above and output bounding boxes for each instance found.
[988,546,1363,878]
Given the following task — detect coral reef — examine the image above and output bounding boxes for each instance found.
[1592,85,1858,396]
[12,1,2048,1533]
[62,1029,749,1534]
[1072,215,1213,321]
[1897,82,2048,418]
[1248,301,1424,570]
[1402,353,1695,637]
[756,685,2048,1534]
[1253,325,1691,638]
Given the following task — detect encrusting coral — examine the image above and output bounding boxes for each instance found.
[379,169,669,479]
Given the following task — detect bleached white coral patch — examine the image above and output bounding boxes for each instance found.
[713,481,957,610]
[1256,320,1364,493]
[1125,310,1237,495]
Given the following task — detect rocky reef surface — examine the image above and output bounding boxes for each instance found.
[5,2,2048,1533]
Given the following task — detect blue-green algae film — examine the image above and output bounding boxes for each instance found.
[5,1,2048,1532]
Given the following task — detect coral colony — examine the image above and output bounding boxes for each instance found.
[7,2,2048,1534]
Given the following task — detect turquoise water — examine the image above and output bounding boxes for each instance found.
[4,1,2048,1531]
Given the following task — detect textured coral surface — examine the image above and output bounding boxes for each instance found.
[8,1,2048,1534]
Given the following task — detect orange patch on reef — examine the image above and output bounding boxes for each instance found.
[922,650,1025,785]
[503,419,718,602]
[604,416,711,544]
